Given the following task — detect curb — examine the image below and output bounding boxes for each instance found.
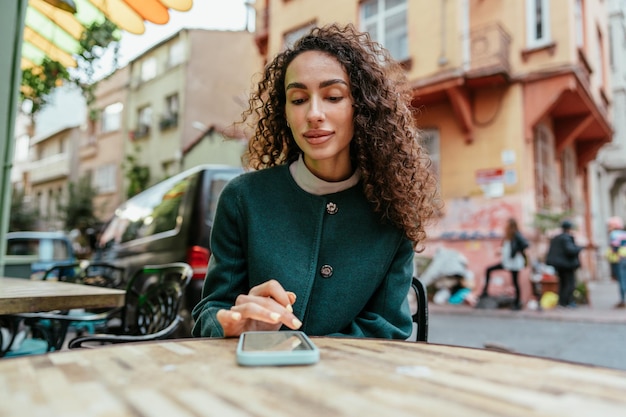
[429,304,626,324]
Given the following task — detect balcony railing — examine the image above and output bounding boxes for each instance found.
[28,153,70,184]
[467,23,512,79]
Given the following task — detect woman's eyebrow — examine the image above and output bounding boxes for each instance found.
[286,79,349,91]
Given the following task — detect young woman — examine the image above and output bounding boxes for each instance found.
[191,24,440,339]
[481,218,529,310]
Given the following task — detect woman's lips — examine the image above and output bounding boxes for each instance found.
[303,130,333,144]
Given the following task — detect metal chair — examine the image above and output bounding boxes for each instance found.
[408,276,429,342]
[34,261,127,346]
[43,261,125,288]
[67,262,192,348]
[0,316,52,358]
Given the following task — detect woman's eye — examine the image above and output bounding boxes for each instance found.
[327,96,344,102]
[291,98,306,105]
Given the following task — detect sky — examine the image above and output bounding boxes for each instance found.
[116,0,251,66]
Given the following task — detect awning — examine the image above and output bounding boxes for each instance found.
[22,0,193,69]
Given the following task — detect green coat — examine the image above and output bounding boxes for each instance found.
[191,165,413,339]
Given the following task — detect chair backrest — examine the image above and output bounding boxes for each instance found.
[42,261,125,288]
[42,262,83,283]
[82,262,126,288]
[408,276,429,342]
[121,262,193,336]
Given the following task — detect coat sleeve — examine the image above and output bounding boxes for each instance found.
[564,235,583,257]
[326,236,414,340]
[191,182,248,338]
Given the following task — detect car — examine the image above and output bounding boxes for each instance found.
[94,164,244,335]
[4,231,77,279]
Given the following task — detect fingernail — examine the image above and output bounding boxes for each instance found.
[286,304,293,313]
[292,318,302,328]
[232,312,241,321]
[270,312,281,322]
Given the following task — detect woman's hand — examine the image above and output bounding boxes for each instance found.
[216,279,301,337]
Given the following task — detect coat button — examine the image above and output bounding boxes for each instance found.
[320,264,333,278]
[326,202,338,215]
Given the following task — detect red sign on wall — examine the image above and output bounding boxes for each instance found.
[475,168,504,185]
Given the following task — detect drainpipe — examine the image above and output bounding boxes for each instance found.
[461,0,470,71]
[438,0,448,66]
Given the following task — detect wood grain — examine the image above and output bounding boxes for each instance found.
[0,277,125,314]
[0,337,624,417]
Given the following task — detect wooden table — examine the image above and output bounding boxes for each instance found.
[0,337,624,417]
[0,276,125,314]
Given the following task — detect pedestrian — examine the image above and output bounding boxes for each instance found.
[480,218,529,310]
[191,23,440,339]
[545,220,584,308]
[606,216,626,308]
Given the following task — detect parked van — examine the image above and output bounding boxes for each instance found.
[95,164,244,334]
[4,231,76,279]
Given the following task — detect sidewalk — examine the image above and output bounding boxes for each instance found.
[429,279,626,324]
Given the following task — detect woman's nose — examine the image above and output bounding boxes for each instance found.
[306,98,324,123]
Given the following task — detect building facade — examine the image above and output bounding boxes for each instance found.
[589,0,626,279]
[80,66,129,221]
[253,0,613,298]
[15,29,261,232]
[124,28,260,190]
[26,125,81,231]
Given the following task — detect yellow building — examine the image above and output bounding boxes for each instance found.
[253,0,613,296]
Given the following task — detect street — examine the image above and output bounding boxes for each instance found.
[429,312,626,371]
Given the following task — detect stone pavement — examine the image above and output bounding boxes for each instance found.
[429,279,626,324]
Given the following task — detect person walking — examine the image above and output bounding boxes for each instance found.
[480,218,529,310]
[546,220,584,308]
[191,24,440,339]
[606,216,626,308]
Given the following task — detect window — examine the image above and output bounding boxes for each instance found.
[136,106,152,138]
[93,164,117,194]
[560,147,577,212]
[533,124,557,209]
[99,175,192,245]
[165,94,179,117]
[420,128,440,178]
[526,0,551,48]
[360,0,408,61]
[141,57,157,82]
[596,26,605,86]
[574,0,584,49]
[283,23,315,50]
[168,40,185,67]
[160,94,179,130]
[101,102,123,133]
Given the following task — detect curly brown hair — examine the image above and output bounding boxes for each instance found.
[241,23,441,251]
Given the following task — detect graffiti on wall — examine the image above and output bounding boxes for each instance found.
[434,196,523,240]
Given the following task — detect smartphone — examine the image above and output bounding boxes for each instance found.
[236,331,320,366]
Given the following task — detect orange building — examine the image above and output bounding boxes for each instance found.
[252,0,613,299]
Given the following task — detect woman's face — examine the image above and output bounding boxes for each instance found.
[284,50,355,181]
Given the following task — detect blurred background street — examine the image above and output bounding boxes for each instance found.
[429,279,626,370]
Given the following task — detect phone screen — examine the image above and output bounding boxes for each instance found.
[241,331,314,352]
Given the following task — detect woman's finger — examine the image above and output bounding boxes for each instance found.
[248,279,293,309]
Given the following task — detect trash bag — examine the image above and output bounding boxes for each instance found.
[540,291,559,309]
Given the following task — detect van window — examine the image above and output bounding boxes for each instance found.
[6,238,70,260]
[207,173,240,223]
[99,176,192,246]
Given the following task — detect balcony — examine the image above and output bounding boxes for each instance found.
[466,23,512,87]
[28,153,70,184]
[79,135,98,160]
[159,113,178,131]
[130,124,150,140]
